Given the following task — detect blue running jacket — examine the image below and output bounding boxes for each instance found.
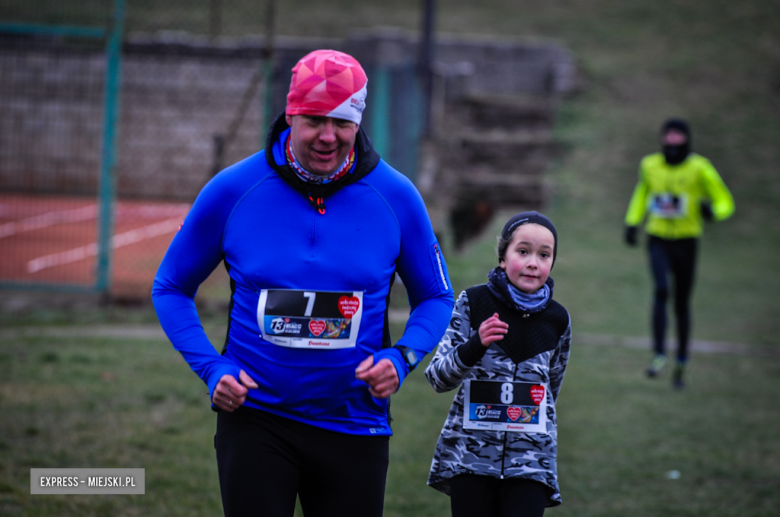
[152,116,454,436]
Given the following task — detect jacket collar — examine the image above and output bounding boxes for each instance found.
[264,113,381,200]
[486,266,554,314]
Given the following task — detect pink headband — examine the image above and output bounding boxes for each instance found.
[286,49,368,125]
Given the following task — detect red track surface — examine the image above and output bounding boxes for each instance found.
[0,194,190,298]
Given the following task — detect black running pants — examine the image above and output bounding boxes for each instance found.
[648,236,698,361]
[449,474,549,517]
[215,407,389,517]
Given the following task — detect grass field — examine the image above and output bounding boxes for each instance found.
[2,0,779,515]
[1,323,778,516]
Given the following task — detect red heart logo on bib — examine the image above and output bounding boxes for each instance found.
[338,296,360,318]
[309,320,326,337]
[507,406,522,422]
[530,385,545,405]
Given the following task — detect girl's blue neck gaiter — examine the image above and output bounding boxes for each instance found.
[507,280,550,312]
[487,267,552,313]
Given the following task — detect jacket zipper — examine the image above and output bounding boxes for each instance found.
[500,316,523,479]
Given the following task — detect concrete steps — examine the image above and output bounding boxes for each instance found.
[422,93,559,248]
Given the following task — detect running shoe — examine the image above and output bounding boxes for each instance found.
[646,354,667,377]
[672,362,686,389]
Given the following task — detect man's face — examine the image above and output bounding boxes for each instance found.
[285,115,359,176]
[663,128,687,146]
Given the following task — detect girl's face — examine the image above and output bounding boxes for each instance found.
[500,223,555,294]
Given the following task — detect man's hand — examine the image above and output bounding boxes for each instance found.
[212,369,258,412]
[625,226,639,246]
[700,201,714,221]
[355,356,399,399]
[479,313,508,347]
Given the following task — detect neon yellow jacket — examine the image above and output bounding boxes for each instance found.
[624,152,735,239]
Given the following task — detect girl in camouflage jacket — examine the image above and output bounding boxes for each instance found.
[426,212,572,516]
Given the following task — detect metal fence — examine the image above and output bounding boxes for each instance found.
[0,1,427,300]
[1,0,124,296]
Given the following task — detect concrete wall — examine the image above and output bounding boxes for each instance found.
[0,29,575,201]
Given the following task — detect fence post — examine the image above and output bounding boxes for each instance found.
[262,0,276,141]
[95,0,124,297]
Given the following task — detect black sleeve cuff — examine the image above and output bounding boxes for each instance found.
[457,333,489,367]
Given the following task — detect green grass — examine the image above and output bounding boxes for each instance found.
[0,333,223,516]
[556,345,780,517]
[2,324,778,516]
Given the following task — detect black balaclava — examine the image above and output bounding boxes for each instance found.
[661,118,691,165]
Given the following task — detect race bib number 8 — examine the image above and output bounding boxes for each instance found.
[463,380,548,433]
[257,289,363,349]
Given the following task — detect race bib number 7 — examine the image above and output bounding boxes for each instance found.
[257,289,363,349]
[463,380,548,433]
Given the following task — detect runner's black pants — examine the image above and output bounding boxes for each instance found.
[647,235,698,362]
[450,474,549,517]
[215,406,389,517]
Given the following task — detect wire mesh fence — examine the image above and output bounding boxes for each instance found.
[1,0,428,301]
[1,1,119,295]
[2,0,113,28]
[3,0,267,37]
[0,36,106,196]
[0,1,268,299]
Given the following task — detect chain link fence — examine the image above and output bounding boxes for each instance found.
[2,1,572,301]
[0,1,428,301]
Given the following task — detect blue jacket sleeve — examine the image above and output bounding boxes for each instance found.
[372,170,454,389]
[151,162,258,399]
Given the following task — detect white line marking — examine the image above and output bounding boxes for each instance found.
[27,217,182,273]
[0,203,190,240]
[0,205,97,239]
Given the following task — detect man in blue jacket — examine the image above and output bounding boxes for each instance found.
[152,49,454,517]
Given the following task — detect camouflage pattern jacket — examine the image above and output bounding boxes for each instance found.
[425,281,571,507]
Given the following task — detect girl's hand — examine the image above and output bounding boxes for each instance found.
[478,313,508,347]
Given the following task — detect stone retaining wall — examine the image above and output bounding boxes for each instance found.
[0,29,575,200]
